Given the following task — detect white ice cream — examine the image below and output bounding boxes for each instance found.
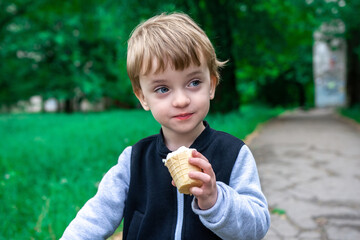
[162,146,194,164]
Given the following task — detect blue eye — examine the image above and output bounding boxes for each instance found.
[189,80,200,87]
[155,87,169,94]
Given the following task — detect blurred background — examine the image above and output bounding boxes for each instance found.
[1,0,359,239]
[1,0,359,113]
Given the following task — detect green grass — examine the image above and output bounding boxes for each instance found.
[206,105,284,139]
[0,105,284,239]
[339,105,360,123]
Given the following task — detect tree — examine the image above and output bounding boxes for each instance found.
[2,0,358,112]
[0,0,136,112]
[194,0,240,112]
[339,0,360,105]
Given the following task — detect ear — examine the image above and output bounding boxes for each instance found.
[135,89,150,111]
[209,75,217,100]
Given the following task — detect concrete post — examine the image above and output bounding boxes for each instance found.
[313,20,347,107]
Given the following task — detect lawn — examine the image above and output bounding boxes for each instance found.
[0,105,284,239]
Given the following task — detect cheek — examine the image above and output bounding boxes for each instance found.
[192,92,211,115]
[147,100,168,118]
[196,88,213,103]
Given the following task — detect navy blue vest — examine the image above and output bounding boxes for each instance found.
[123,122,244,240]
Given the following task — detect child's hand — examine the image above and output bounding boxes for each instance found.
[188,150,218,210]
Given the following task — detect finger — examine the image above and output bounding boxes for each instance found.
[189,186,203,196]
[189,157,214,175]
[188,171,211,184]
[192,150,208,162]
[171,180,176,187]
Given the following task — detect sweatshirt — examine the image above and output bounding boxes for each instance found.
[61,122,270,239]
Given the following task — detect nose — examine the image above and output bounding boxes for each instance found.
[172,90,190,108]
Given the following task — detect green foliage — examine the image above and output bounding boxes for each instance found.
[339,105,360,123]
[0,0,137,108]
[1,0,359,110]
[271,207,287,216]
[0,105,284,239]
[229,0,317,107]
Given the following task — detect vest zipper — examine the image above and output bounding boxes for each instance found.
[174,191,184,240]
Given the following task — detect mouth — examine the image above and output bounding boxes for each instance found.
[174,113,193,120]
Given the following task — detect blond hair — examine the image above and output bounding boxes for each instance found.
[127,12,226,93]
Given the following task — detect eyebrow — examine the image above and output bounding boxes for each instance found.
[150,70,203,81]
[146,79,167,88]
[146,69,204,86]
[150,79,167,84]
[186,70,203,78]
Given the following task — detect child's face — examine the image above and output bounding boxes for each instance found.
[136,57,216,139]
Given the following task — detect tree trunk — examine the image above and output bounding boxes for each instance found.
[64,99,73,113]
[346,29,360,106]
[199,0,240,112]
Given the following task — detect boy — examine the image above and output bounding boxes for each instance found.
[61,12,270,240]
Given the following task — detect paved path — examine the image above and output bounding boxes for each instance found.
[248,108,360,240]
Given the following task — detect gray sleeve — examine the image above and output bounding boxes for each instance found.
[60,146,132,240]
[192,145,270,240]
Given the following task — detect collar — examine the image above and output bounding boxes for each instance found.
[156,121,214,158]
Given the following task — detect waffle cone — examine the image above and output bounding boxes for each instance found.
[165,149,202,194]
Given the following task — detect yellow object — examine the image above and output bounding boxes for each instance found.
[164,148,202,194]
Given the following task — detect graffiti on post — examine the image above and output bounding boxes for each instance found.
[313,20,347,108]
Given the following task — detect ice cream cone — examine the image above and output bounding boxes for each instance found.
[164,147,202,194]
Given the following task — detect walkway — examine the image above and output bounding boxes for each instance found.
[249,108,360,239]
